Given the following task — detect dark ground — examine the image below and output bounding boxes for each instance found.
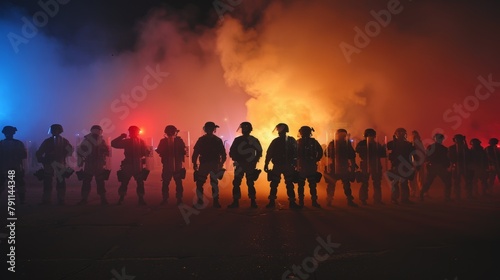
[1,169,500,280]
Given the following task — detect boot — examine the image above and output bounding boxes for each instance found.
[160,198,168,205]
[100,196,109,205]
[227,199,239,208]
[347,200,358,207]
[289,200,301,209]
[326,197,333,207]
[77,198,88,205]
[138,196,147,206]
[312,200,321,208]
[213,198,221,208]
[298,198,304,207]
[250,199,258,208]
[266,199,275,208]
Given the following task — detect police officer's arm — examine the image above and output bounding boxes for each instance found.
[179,137,187,159]
[111,134,127,149]
[192,140,200,166]
[326,141,334,158]
[140,140,150,157]
[254,138,263,162]
[218,138,227,164]
[315,140,323,162]
[378,143,387,158]
[19,141,28,161]
[228,138,238,160]
[64,139,74,158]
[156,138,166,156]
[264,140,275,170]
[348,143,357,169]
[290,137,298,166]
[76,138,88,167]
[102,140,110,157]
[35,139,49,163]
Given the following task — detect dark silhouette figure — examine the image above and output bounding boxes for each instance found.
[0,126,27,204]
[468,138,489,197]
[228,122,262,208]
[36,124,74,205]
[192,122,227,208]
[296,126,323,208]
[111,126,150,205]
[76,125,110,205]
[486,138,500,193]
[156,125,186,205]
[419,133,452,201]
[355,128,386,205]
[410,130,426,197]
[264,123,300,209]
[448,134,473,200]
[386,128,416,204]
[325,129,358,207]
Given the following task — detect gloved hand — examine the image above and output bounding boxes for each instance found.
[264,164,269,172]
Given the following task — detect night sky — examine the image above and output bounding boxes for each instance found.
[1,0,500,149]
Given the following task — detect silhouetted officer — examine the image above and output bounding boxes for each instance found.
[0,126,27,204]
[468,138,488,197]
[486,138,500,193]
[36,124,74,205]
[419,133,452,201]
[111,126,150,205]
[355,128,386,205]
[410,130,426,198]
[156,125,186,205]
[386,128,415,204]
[325,129,358,207]
[264,123,300,209]
[76,125,110,205]
[228,122,262,208]
[296,126,323,208]
[448,134,473,200]
[192,122,227,208]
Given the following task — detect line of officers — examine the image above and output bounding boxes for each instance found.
[1,123,499,208]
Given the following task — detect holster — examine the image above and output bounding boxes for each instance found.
[63,167,74,179]
[34,168,46,181]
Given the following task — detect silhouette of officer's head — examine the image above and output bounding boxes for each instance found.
[470,138,481,147]
[274,123,289,136]
[364,128,376,141]
[203,122,219,135]
[433,133,445,144]
[394,128,407,141]
[2,126,17,140]
[90,125,103,136]
[128,126,141,138]
[336,128,347,140]
[50,124,63,136]
[164,125,179,137]
[489,138,499,146]
[299,126,314,138]
[238,122,253,136]
[453,134,466,145]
